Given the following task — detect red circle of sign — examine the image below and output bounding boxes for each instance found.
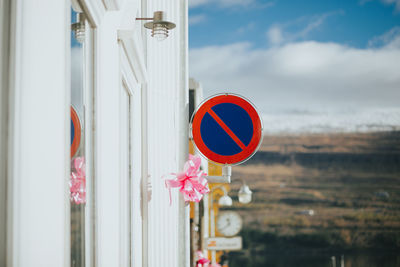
[71,106,82,158]
[191,94,262,165]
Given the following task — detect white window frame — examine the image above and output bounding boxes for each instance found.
[82,20,96,267]
[0,0,11,264]
[119,28,147,267]
[71,1,148,266]
[119,79,133,267]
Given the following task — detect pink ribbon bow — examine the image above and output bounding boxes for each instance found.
[70,157,86,204]
[165,154,210,204]
[196,251,210,266]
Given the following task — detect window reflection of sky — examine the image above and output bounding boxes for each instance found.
[71,8,83,119]
[71,9,81,48]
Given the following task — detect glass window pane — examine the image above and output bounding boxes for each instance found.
[70,8,86,267]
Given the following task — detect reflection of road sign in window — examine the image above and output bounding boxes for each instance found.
[191,94,262,165]
[71,106,82,158]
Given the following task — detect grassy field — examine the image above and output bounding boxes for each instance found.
[227,131,400,254]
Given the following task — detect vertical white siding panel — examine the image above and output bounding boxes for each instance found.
[8,0,70,266]
[177,1,190,266]
[145,0,187,266]
[96,12,123,267]
[131,86,143,267]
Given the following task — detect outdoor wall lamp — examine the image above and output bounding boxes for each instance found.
[71,13,85,43]
[238,183,253,204]
[218,187,233,206]
[136,11,176,41]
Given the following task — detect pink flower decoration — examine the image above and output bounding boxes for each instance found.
[165,154,210,204]
[196,251,210,266]
[70,157,86,204]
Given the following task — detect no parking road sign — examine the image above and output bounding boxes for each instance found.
[191,94,262,165]
[71,106,82,158]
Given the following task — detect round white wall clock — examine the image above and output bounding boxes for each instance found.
[216,211,243,237]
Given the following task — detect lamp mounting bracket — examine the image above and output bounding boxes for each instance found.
[207,165,231,184]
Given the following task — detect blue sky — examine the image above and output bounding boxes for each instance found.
[188,0,400,133]
[189,0,400,48]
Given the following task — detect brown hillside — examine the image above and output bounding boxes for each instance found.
[228,131,400,249]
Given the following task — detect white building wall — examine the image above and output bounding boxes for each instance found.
[82,0,189,266]
[95,11,124,266]
[1,0,189,266]
[5,0,70,266]
[145,0,189,266]
[88,2,145,266]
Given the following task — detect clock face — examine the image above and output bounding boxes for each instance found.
[216,211,243,237]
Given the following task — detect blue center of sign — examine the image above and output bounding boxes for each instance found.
[71,119,75,146]
[200,103,253,156]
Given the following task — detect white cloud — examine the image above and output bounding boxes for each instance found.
[189,14,207,25]
[368,26,400,48]
[71,47,84,114]
[218,0,254,7]
[189,35,400,133]
[189,0,209,8]
[267,11,343,46]
[261,108,400,133]
[71,46,83,93]
[295,14,328,38]
[267,26,283,45]
[189,0,272,9]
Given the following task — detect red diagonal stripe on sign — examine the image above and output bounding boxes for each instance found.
[207,108,247,151]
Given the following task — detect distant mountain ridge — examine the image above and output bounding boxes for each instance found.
[261,108,400,134]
